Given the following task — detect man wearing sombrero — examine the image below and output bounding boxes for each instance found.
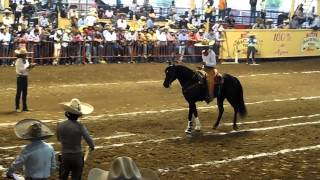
[15,48,35,112]
[195,40,217,103]
[57,98,95,180]
[6,119,56,179]
[247,32,258,65]
[88,156,159,180]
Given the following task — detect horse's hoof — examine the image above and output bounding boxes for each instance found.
[212,125,218,130]
[185,129,192,134]
[195,126,201,132]
[233,125,239,131]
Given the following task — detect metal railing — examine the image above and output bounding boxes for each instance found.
[0,41,211,66]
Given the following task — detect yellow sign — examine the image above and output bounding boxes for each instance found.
[220,29,320,60]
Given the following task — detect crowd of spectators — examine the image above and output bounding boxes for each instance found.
[0,0,319,66]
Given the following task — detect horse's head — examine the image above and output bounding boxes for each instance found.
[163,65,177,88]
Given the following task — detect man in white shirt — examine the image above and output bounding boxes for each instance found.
[0,28,11,66]
[129,0,138,19]
[195,41,217,103]
[3,10,14,27]
[117,14,128,30]
[39,14,50,28]
[85,13,97,27]
[125,29,137,62]
[15,48,35,112]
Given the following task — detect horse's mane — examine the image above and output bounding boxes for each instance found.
[166,65,195,74]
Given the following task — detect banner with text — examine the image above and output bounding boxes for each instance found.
[220,29,320,60]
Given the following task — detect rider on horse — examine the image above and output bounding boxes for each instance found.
[195,40,219,103]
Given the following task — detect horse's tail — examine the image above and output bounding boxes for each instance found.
[237,78,247,118]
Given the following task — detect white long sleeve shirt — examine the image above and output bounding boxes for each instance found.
[202,49,216,67]
[15,58,30,76]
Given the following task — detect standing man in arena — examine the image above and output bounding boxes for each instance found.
[15,48,35,112]
[57,98,95,180]
[246,32,258,65]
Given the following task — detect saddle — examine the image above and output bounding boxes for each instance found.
[196,70,224,85]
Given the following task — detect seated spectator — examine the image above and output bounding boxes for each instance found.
[225,14,236,28]
[195,29,205,41]
[97,8,104,19]
[179,15,188,29]
[278,19,290,29]
[289,15,300,29]
[105,6,114,19]
[148,8,156,19]
[191,15,202,28]
[68,5,78,19]
[204,29,215,41]
[252,17,266,29]
[3,9,14,27]
[137,16,147,30]
[88,156,159,180]
[146,16,155,29]
[85,12,97,27]
[265,19,275,29]
[6,119,56,179]
[39,12,50,28]
[310,15,320,30]
[77,13,86,28]
[117,13,128,30]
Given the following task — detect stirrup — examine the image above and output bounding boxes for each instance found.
[205,96,213,104]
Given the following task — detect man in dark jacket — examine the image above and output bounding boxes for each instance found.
[57,98,95,180]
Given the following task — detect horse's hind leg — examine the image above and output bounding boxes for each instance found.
[193,103,201,131]
[228,97,239,131]
[213,97,224,129]
[232,107,239,131]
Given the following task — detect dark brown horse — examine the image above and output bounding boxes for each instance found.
[163,64,247,134]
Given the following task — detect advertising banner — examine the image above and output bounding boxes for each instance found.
[220,29,320,60]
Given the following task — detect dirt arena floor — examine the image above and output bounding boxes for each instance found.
[0,59,320,180]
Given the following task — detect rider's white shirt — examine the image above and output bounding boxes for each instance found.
[202,49,216,67]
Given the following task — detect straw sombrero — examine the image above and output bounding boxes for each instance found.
[88,156,159,180]
[3,8,12,14]
[194,40,215,47]
[60,98,94,115]
[15,48,29,55]
[14,119,54,140]
[247,32,256,37]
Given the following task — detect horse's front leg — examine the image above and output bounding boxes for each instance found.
[193,103,201,131]
[185,102,194,134]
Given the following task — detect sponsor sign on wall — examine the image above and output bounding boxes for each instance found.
[220,30,320,60]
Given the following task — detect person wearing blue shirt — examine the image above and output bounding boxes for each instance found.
[6,119,56,179]
[77,13,86,28]
[178,29,188,61]
[247,32,258,65]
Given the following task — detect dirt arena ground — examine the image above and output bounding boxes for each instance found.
[0,59,319,180]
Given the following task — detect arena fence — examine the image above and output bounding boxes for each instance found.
[0,41,209,66]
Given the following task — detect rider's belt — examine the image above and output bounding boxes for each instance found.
[204,66,215,69]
